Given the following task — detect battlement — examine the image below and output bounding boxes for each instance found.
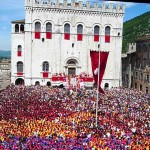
[127,43,136,54]
[25,0,125,13]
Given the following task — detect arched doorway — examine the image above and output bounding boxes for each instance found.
[66,59,78,75]
[15,78,24,85]
[104,83,109,90]
[47,81,51,86]
[35,81,40,86]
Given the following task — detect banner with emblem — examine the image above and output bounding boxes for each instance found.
[90,50,109,94]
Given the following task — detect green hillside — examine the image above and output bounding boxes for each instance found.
[0,50,11,58]
[122,11,150,53]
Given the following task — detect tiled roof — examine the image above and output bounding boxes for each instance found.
[11,19,25,24]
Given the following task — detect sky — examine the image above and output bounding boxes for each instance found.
[0,0,150,51]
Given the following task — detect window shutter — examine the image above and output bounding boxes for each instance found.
[17,51,22,57]
[43,72,48,78]
[105,35,110,43]
[17,72,23,76]
[77,34,83,41]
[46,32,52,39]
[35,32,41,39]
[94,35,99,42]
[64,33,70,40]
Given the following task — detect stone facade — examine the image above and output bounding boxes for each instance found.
[133,35,150,94]
[11,0,125,89]
[122,43,136,88]
[0,59,11,90]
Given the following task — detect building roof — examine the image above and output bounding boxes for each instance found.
[121,53,127,58]
[11,19,25,24]
[136,34,150,42]
[127,49,136,54]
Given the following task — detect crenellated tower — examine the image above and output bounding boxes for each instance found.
[25,0,125,13]
[12,0,126,88]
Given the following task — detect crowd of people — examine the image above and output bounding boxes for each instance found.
[0,84,149,149]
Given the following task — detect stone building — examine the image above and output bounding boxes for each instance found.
[133,34,150,93]
[0,59,11,90]
[122,43,136,88]
[11,0,125,89]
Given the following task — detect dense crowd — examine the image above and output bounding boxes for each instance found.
[0,84,149,149]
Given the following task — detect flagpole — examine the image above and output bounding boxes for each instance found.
[95,46,100,128]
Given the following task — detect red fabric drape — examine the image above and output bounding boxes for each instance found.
[17,51,22,57]
[90,50,109,94]
[79,77,93,82]
[43,72,48,78]
[35,32,41,39]
[94,35,99,42]
[77,34,83,41]
[17,72,23,76]
[52,76,66,82]
[105,35,110,43]
[46,32,52,39]
[64,33,70,40]
[52,76,59,81]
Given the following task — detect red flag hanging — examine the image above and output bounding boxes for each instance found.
[46,32,52,39]
[90,50,109,94]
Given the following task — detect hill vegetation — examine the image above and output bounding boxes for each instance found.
[0,50,11,59]
[122,11,150,53]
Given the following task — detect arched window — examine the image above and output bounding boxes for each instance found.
[42,61,49,78]
[46,22,52,32]
[42,61,49,71]
[18,45,22,51]
[17,45,22,57]
[68,61,76,65]
[105,26,110,35]
[35,22,41,31]
[64,23,70,33]
[35,22,41,39]
[104,83,109,90]
[47,81,51,86]
[20,24,24,32]
[77,24,83,41]
[35,81,40,86]
[15,78,24,85]
[64,23,70,40]
[67,59,77,75]
[94,26,99,35]
[67,59,77,66]
[94,25,100,42]
[46,22,52,39]
[17,61,23,76]
[15,24,19,33]
[105,26,111,43]
[77,24,83,34]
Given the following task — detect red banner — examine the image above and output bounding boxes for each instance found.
[90,50,109,94]
[94,35,99,42]
[43,72,48,78]
[46,32,52,39]
[35,32,41,39]
[105,35,110,43]
[77,34,83,41]
[17,51,22,57]
[17,72,23,76]
[64,33,70,40]
[79,77,93,82]
[52,76,66,82]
